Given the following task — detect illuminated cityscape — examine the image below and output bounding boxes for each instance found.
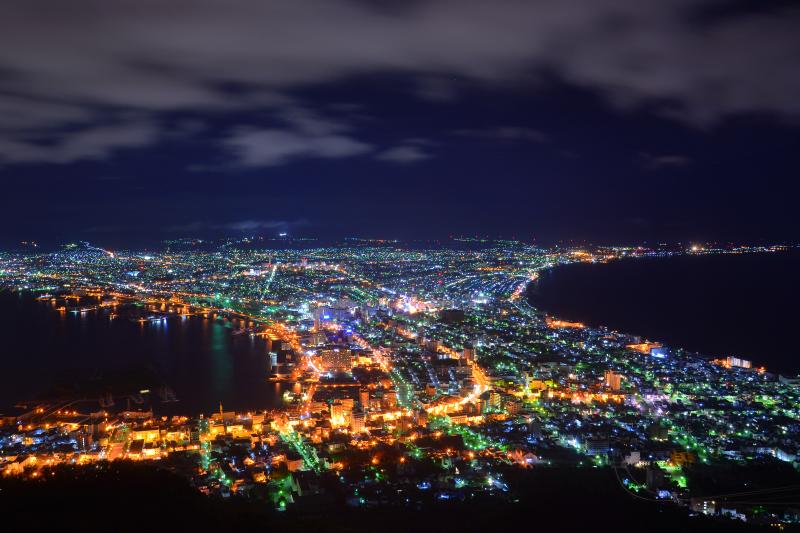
[1,240,798,526]
[2,1,800,530]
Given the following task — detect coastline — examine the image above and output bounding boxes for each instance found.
[524,249,799,374]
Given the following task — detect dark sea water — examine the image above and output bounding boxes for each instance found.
[528,250,800,374]
[0,291,287,415]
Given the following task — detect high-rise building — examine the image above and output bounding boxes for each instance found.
[480,390,502,412]
[488,390,502,409]
[330,401,351,426]
[359,388,370,410]
[350,409,366,433]
[604,371,623,391]
[313,305,351,327]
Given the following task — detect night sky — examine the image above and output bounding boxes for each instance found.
[1,0,799,247]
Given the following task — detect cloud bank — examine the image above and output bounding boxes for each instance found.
[1,0,799,165]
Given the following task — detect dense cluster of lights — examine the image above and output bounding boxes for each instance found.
[0,239,797,524]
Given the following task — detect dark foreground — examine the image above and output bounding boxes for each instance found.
[2,462,787,533]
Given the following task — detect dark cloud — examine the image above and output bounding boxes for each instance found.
[224,128,372,167]
[375,144,432,164]
[0,0,799,166]
[218,106,372,167]
[221,219,309,231]
[454,127,548,144]
[0,121,158,165]
[166,219,309,233]
[640,153,692,171]
[0,95,93,133]
[414,76,459,102]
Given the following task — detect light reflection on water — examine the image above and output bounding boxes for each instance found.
[0,291,288,415]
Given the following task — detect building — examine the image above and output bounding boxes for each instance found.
[330,401,351,426]
[480,390,502,413]
[286,452,305,472]
[626,341,662,354]
[670,451,695,466]
[604,371,623,391]
[462,344,475,363]
[488,391,502,409]
[382,391,397,409]
[726,356,752,369]
[585,439,610,456]
[319,348,353,372]
[359,388,370,410]
[350,409,366,433]
[448,412,469,425]
[690,498,716,516]
[623,451,641,465]
[506,399,522,415]
[306,331,326,346]
[313,305,352,329]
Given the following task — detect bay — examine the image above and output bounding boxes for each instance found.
[528,250,800,374]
